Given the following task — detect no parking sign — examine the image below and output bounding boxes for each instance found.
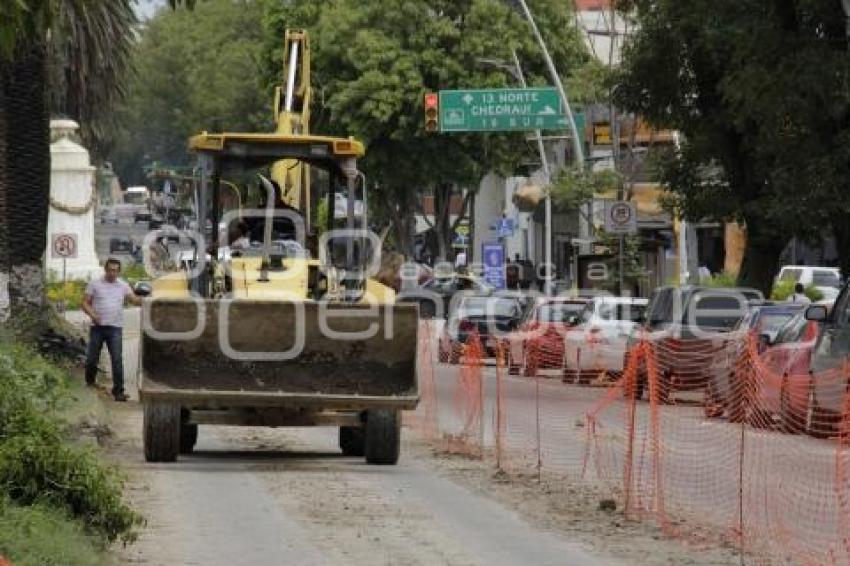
[51,233,79,259]
[603,201,637,235]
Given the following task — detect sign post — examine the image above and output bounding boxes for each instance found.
[439,88,568,132]
[603,202,637,295]
[482,241,506,290]
[51,233,78,310]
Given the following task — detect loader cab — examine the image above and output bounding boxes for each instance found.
[185,132,370,301]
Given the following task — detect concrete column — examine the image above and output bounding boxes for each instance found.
[45,120,102,280]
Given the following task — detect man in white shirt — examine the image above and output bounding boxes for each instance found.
[82,258,142,401]
[786,283,812,305]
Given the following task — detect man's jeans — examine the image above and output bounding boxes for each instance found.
[85,325,124,395]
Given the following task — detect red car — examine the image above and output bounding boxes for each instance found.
[748,310,821,431]
[506,298,587,377]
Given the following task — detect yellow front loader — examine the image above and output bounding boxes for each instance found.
[139,31,418,465]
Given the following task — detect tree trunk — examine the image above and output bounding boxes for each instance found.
[390,211,413,258]
[830,215,850,280]
[0,59,9,323]
[0,40,50,329]
[433,183,451,262]
[736,214,787,297]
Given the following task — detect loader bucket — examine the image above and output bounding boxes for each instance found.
[140,299,419,408]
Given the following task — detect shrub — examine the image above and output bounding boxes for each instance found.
[770,280,823,302]
[0,344,141,544]
[46,280,87,311]
[700,271,739,288]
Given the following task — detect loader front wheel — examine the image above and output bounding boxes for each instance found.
[365,409,401,465]
[144,402,181,462]
[339,426,366,456]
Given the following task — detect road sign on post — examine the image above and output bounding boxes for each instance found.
[439,88,568,132]
[482,242,506,290]
[51,233,79,259]
[603,201,638,235]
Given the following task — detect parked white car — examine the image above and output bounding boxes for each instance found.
[563,296,648,380]
[776,265,842,301]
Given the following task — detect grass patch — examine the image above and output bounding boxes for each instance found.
[0,497,110,566]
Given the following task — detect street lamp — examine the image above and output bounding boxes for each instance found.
[476,52,554,294]
[504,0,586,295]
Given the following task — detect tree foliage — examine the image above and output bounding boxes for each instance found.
[615,0,850,293]
[110,0,269,185]
[262,0,589,256]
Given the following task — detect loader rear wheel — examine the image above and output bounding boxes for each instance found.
[180,423,198,454]
[339,426,366,456]
[144,402,180,462]
[365,409,401,465]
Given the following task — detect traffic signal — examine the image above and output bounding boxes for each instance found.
[424,93,439,133]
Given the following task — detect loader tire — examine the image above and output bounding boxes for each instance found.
[339,426,366,456]
[144,402,180,463]
[180,423,198,454]
[365,409,401,465]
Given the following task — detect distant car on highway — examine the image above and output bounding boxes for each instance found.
[108,237,134,254]
[134,210,152,224]
[438,295,524,364]
[99,208,118,224]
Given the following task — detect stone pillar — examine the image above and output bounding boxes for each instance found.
[45,119,102,280]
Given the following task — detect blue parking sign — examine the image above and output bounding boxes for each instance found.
[482,242,505,290]
[496,217,515,238]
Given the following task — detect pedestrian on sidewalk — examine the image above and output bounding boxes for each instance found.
[82,258,142,401]
[786,282,812,305]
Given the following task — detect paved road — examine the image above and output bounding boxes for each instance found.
[89,314,615,566]
[94,220,149,261]
[112,412,615,566]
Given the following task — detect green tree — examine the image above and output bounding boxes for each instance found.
[615,0,850,294]
[110,0,269,186]
[0,0,136,328]
[263,0,588,258]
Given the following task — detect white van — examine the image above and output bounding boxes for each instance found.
[776,265,842,301]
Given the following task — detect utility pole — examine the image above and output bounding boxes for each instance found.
[509,50,554,296]
[607,1,625,296]
[510,0,585,296]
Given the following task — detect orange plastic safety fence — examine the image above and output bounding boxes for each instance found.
[409,321,850,564]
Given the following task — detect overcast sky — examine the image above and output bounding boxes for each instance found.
[134,0,167,20]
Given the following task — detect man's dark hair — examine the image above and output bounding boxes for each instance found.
[105,258,122,270]
[794,282,804,293]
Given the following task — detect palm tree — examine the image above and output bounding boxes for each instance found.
[0,0,139,328]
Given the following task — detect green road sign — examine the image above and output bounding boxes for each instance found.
[439,88,571,132]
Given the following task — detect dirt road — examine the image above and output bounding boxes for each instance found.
[109,404,616,566]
